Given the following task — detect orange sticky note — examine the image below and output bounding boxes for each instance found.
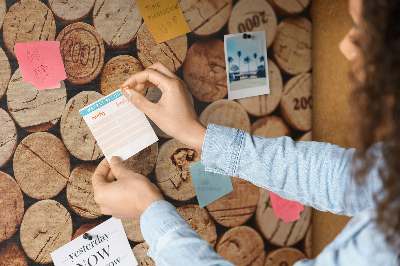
[14,41,66,90]
[137,0,191,44]
[269,191,304,223]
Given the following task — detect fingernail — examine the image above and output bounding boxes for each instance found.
[120,85,130,92]
[110,156,122,165]
[123,89,133,100]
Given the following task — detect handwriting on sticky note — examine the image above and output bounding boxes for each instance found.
[269,191,304,223]
[14,41,67,90]
[137,0,191,43]
[189,161,233,208]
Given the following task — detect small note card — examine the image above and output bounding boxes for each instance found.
[269,191,304,223]
[14,41,66,90]
[51,218,137,266]
[137,0,191,43]
[79,89,158,162]
[189,161,233,208]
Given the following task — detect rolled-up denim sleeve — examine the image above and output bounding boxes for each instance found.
[140,200,234,266]
[201,124,383,216]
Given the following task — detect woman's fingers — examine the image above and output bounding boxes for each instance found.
[147,62,178,79]
[120,68,175,93]
[92,159,110,190]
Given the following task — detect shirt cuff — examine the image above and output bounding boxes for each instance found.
[201,124,245,176]
[140,200,191,259]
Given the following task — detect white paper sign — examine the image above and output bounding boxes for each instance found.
[51,218,138,266]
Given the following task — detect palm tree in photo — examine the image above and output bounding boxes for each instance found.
[259,55,266,77]
[228,56,233,74]
[253,53,258,73]
[237,51,242,78]
[244,56,251,78]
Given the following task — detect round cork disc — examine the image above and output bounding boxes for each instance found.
[216,226,266,266]
[121,219,143,242]
[60,91,103,161]
[179,0,232,37]
[0,172,24,243]
[122,142,158,177]
[48,0,95,24]
[3,0,56,57]
[280,73,312,131]
[207,177,259,227]
[199,99,251,133]
[155,139,201,201]
[183,38,227,102]
[137,23,187,73]
[237,59,283,117]
[256,188,312,247]
[7,68,67,132]
[100,55,144,96]
[177,204,217,247]
[67,164,102,219]
[0,109,17,168]
[228,0,277,48]
[264,248,307,266]
[132,242,155,266]
[302,225,312,258]
[251,116,290,138]
[20,200,72,264]
[56,22,105,84]
[273,17,312,75]
[72,220,103,240]
[0,46,11,100]
[93,0,142,48]
[14,132,70,200]
[298,131,312,141]
[0,0,6,30]
[267,0,310,15]
[0,242,28,266]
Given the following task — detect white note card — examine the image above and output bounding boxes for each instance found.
[51,218,137,266]
[79,89,158,162]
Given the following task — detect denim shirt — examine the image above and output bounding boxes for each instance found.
[140,124,400,265]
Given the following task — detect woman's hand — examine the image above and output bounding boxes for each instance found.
[92,157,164,219]
[120,62,206,151]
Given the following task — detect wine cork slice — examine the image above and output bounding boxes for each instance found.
[183,38,227,102]
[0,109,17,168]
[237,59,282,117]
[137,23,187,73]
[0,46,11,101]
[155,139,201,201]
[20,200,72,264]
[199,99,251,133]
[60,91,103,161]
[264,248,307,266]
[7,68,67,132]
[121,219,143,242]
[251,116,290,138]
[273,17,312,75]
[0,172,24,243]
[100,55,144,96]
[228,0,277,48]
[67,164,102,219]
[216,226,265,266]
[56,22,105,84]
[93,0,142,48]
[3,0,56,57]
[122,142,158,177]
[132,242,155,266]
[302,225,312,258]
[280,73,312,132]
[179,0,232,37]
[72,220,103,240]
[13,132,70,200]
[256,188,312,246]
[48,0,95,24]
[207,177,259,227]
[0,0,6,30]
[177,204,217,247]
[298,131,312,141]
[0,242,28,266]
[267,0,310,15]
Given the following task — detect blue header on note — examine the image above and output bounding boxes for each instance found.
[80,90,123,116]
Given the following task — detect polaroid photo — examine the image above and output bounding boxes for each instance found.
[224,30,270,100]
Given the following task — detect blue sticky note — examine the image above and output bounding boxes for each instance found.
[189,161,233,208]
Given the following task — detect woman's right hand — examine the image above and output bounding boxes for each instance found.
[120,62,206,151]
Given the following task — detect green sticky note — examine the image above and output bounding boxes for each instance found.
[189,161,233,208]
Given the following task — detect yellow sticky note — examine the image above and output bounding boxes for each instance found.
[138,0,191,44]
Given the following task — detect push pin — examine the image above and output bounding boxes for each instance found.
[243,33,252,39]
[83,233,97,241]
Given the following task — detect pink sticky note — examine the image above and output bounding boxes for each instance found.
[14,41,66,90]
[270,191,304,223]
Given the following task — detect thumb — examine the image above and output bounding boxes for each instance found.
[122,88,156,117]
[109,156,128,178]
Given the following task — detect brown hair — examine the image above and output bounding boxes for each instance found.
[350,0,400,251]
